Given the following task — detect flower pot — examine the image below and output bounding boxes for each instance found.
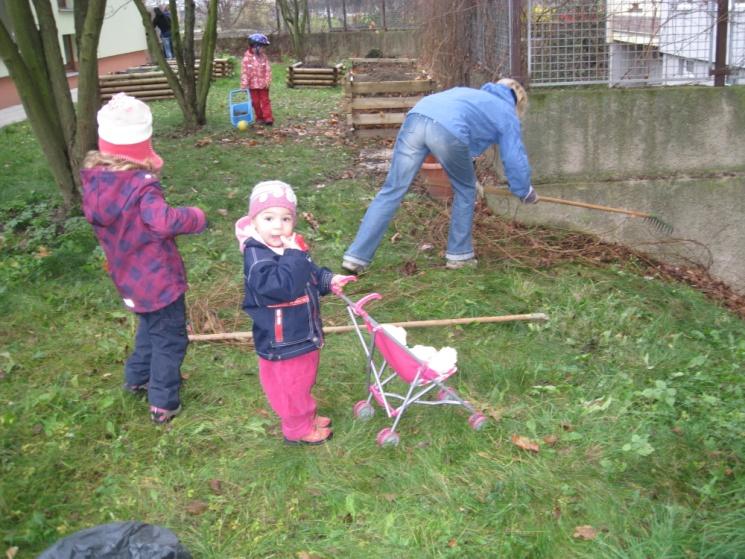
[419,155,452,201]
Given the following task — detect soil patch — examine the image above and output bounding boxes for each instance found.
[349,60,430,83]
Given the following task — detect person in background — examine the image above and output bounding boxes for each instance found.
[80,93,207,424]
[235,181,355,445]
[240,33,274,125]
[342,78,539,274]
[153,6,173,60]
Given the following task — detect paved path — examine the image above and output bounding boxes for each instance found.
[1,89,77,128]
[0,104,27,127]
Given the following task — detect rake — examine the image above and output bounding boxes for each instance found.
[482,186,674,234]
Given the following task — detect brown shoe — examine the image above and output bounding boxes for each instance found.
[284,426,333,446]
[314,415,332,428]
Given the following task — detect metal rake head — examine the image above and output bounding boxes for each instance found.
[643,215,674,235]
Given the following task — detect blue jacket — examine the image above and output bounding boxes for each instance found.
[242,238,334,360]
[410,83,531,198]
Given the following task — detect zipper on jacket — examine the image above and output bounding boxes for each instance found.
[274,309,283,343]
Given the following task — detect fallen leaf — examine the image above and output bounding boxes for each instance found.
[573,525,598,540]
[194,138,212,147]
[447,538,457,548]
[511,434,540,453]
[543,434,559,446]
[390,232,401,243]
[209,479,223,495]
[6,546,19,559]
[186,500,209,515]
[553,505,561,519]
[402,261,418,276]
[217,208,229,217]
[302,211,320,231]
[180,372,190,380]
[36,246,50,258]
[382,493,397,502]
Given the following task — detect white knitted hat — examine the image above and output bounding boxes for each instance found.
[97,93,163,169]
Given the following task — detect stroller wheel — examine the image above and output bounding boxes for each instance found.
[468,413,488,431]
[376,428,400,447]
[353,400,375,420]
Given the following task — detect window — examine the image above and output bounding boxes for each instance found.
[678,58,695,76]
[62,34,77,72]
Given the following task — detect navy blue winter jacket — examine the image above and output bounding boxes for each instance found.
[242,238,334,360]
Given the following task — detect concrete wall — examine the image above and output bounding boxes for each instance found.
[215,29,420,62]
[485,85,745,294]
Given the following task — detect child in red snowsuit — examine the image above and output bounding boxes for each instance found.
[240,33,273,125]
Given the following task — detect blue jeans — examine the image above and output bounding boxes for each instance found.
[344,113,477,266]
[124,295,188,410]
[161,34,173,59]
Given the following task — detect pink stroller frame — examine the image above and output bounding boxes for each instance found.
[336,289,488,447]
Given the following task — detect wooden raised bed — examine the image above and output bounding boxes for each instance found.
[287,62,344,88]
[99,58,233,102]
[343,58,436,138]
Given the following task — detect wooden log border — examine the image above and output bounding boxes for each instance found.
[99,58,233,102]
[287,62,344,88]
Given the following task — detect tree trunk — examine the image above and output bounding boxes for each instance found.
[0,0,107,213]
[196,0,219,123]
[277,0,309,63]
[132,0,218,130]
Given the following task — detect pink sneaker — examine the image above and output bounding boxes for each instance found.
[150,405,181,425]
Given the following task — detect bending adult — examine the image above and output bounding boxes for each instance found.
[342,78,538,273]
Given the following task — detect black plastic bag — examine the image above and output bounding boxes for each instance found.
[37,521,192,559]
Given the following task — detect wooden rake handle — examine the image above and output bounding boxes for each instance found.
[483,186,653,219]
[189,313,549,342]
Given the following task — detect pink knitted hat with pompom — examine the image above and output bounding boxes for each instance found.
[247,180,297,221]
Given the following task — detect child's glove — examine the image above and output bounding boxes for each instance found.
[281,233,309,251]
[331,274,357,295]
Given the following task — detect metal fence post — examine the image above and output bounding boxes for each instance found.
[712,0,729,86]
[510,0,525,82]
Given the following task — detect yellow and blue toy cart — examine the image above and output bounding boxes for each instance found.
[229,89,254,127]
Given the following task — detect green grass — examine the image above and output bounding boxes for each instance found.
[1,64,744,558]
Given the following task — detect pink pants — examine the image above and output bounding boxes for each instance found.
[249,88,274,124]
[258,350,319,440]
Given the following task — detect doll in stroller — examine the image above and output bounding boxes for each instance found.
[334,287,488,447]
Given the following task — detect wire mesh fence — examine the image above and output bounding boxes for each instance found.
[306,0,419,32]
[527,0,745,86]
[268,0,743,87]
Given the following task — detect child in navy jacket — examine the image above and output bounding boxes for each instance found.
[235,181,354,445]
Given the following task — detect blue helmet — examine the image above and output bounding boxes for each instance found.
[248,33,270,46]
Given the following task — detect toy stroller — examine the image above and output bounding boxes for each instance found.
[335,288,488,447]
[228,89,254,127]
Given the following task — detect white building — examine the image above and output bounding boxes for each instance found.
[607,0,745,85]
[0,0,149,109]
